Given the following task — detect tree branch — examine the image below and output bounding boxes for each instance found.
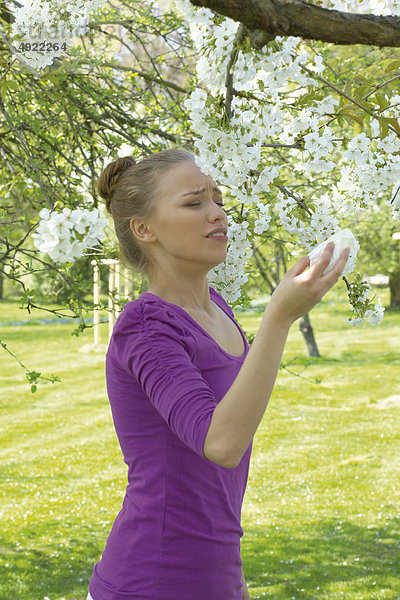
[71,58,188,94]
[189,0,400,48]
[225,24,247,118]
[0,95,55,210]
[277,184,313,216]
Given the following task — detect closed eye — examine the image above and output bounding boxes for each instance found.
[186,202,224,207]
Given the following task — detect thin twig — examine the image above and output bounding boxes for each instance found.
[390,183,400,205]
[362,74,400,101]
[72,58,188,93]
[277,185,313,217]
[298,61,373,114]
[298,60,400,138]
[0,30,39,75]
[0,339,60,384]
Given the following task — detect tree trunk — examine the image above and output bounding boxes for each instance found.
[251,243,276,294]
[0,271,3,300]
[299,312,320,358]
[389,272,400,308]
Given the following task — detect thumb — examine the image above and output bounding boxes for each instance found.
[288,256,310,278]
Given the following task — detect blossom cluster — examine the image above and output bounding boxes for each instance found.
[10,0,104,69]
[344,279,385,326]
[328,0,400,15]
[179,5,400,225]
[32,207,107,263]
[171,0,397,324]
[10,0,398,326]
[208,216,254,303]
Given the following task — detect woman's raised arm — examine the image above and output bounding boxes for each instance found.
[203,242,350,469]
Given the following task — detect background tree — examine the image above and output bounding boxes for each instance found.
[348,200,400,308]
[0,0,191,310]
[0,0,196,384]
[1,0,399,385]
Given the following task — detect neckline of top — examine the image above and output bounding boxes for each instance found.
[139,286,247,359]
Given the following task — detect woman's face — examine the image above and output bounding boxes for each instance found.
[131,160,229,272]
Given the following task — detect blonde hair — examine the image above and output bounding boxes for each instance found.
[96,148,195,276]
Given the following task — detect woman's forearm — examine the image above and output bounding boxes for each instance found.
[203,309,291,468]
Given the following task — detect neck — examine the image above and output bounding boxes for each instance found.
[146,277,214,315]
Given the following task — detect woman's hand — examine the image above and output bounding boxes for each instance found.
[266,242,350,327]
[241,580,251,600]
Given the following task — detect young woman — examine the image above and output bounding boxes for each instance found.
[87,148,349,600]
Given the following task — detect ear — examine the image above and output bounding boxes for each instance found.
[129,217,155,242]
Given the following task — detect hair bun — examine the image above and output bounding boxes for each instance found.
[97,155,136,210]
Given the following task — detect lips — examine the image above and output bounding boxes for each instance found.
[206,228,227,237]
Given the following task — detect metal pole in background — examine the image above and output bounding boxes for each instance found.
[392,232,400,269]
[114,261,120,321]
[92,261,100,346]
[108,263,115,341]
[124,266,129,299]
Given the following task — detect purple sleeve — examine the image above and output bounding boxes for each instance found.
[110,300,217,460]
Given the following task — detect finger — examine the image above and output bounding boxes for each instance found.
[308,242,335,278]
[323,247,350,285]
[289,256,311,278]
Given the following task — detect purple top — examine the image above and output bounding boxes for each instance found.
[89,285,252,600]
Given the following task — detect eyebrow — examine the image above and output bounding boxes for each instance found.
[180,186,223,198]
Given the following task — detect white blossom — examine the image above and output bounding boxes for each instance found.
[10,0,105,69]
[32,207,107,263]
[17,0,399,327]
[253,201,272,235]
[366,299,385,325]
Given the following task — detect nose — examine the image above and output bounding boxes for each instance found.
[209,203,226,222]
[204,183,227,221]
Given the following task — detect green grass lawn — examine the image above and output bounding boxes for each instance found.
[0,284,399,600]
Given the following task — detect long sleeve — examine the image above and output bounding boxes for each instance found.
[108,300,217,459]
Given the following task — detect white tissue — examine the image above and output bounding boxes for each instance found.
[308,228,358,276]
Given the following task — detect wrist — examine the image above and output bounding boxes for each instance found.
[262,301,293,331]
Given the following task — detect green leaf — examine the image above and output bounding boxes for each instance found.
[31,384,37,393]
[44,74,60,86]
[1,79,19,95]
[344,81,352,97]
[339,105,366,126]
[7,80,19,91]
[343,113,364,127]
[353,85,370,100]
[295,93,313,107]
[385,61,400,74]
[26,370,41,384]
[379,118,389,140]
[387,117,400,135]
[374,93,389,111]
